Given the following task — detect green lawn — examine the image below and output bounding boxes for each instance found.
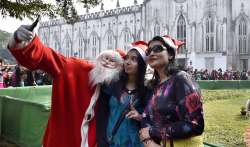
[203,89,250,147]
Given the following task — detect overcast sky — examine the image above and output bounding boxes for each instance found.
[0,0,143,33]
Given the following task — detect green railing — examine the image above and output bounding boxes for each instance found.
[0,86,51,147]
[198,80,250,89]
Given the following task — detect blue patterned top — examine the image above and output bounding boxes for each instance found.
[106,90,143,147]
[103,84,144,147]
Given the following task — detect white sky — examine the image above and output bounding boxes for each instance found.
[0,0,143,33]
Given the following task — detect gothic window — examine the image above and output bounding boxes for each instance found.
[206,36,209,52]
[54,32,60,52]
[92,35,98,57]
[65,37,72,57]
[154,23,160,36]
[84,39,88,58]
[124,30,131,51]
[107,32,114,49]
[54,40,60,52]
[205,15,215,52]
[79,37,84,58]
[240,59,248,71]
[177,15,186,54]
[138,30,144,40]
[43,33,48,46]
[239,18,247,54]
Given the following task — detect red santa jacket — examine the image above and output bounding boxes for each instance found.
[9,36,97,147]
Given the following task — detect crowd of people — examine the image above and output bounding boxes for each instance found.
[186,68,249,80]
[0,59,52,88]
[2,59,249,90]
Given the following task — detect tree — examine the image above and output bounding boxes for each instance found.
[0,0,102,24]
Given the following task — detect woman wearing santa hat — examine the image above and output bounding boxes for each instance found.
[98,41,150,147]
[138,35,204,147]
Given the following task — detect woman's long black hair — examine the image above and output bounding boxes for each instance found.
[148,36,179,88]
[117,49,147,99]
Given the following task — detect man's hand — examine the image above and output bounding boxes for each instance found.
[8,25,35,49]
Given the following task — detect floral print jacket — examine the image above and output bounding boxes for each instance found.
[142,71,204,141]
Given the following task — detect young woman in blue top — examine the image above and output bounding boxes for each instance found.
[98,41,150,147]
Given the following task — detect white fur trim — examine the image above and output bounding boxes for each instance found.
[162,37,178,49]
[81,85,101,147]
[128,47,146,62]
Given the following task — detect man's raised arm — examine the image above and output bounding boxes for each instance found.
[8,25,66,78]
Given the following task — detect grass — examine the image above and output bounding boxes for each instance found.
[202,89,250,147]
[1,89,250,147]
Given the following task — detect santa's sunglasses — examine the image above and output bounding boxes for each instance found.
[146,45,167,56]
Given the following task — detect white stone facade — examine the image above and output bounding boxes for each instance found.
[38,0,250,71]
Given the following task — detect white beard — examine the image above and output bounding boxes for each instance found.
[89,62,122,87]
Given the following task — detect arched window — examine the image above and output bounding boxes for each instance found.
[84,39,88,58]
[177,15,186,54]
[65,37,72,57]
[239,18,247,54]
[124,30,131,51]
[54,40,60,52]
[154,23,160,36]
[107,31,114,49]
[205,15,215,52]
[53,32,60,52]
[138,30,144,40]
[78,37,84,58]
[92,35,98,57]
[43,32,49,46]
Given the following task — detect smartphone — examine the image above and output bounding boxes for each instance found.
[28,15,41,31]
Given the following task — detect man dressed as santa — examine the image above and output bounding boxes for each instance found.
[7,24,125,147]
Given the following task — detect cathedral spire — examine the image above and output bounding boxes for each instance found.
[116,0,120,8]
[101,2,104,10]
[85,4,89,13]
[86,7,89,13]
[241,3,244,13]
[134,0,138,5]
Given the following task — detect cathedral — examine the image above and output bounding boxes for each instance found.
[38,0,250,71]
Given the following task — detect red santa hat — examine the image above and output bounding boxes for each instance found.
[128,41,148,63]
[161,35,184,50]
[115,48,126,59]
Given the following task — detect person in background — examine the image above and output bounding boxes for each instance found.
[11,64,22,87]
[3,67,12,87]
[25,70,37,86]
[0,58,4,88]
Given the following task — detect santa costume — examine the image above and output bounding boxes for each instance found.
[8,35,124,147]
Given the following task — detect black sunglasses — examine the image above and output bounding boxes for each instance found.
[146,45,167,56]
